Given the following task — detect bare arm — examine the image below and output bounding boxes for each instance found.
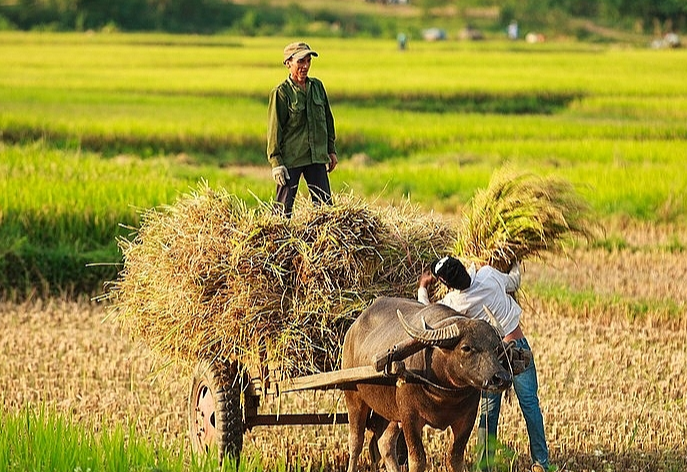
[417,270,434,305]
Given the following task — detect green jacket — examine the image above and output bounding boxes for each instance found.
[267,76,336,169]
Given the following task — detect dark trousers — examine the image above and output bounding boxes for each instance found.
[275,164,332,218]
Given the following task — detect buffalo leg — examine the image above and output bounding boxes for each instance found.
[448,403,479,472]
[345,391,370,472]
[366,412,387,468]
[377,421,402,472]
[401,419,427,472]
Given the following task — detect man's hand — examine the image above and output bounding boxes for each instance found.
[272,165,290,187]
[417,269,435,305]
[419,270,435,289]
[327,153,338,172]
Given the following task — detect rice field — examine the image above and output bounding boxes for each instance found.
[2,32,687,471]
[3,32,686,225]
[3,32,687,225]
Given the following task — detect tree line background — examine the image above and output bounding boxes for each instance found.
[0,0,684,38]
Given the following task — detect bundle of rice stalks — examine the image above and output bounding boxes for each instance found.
[454,168,598,272]
[105,183,456,377]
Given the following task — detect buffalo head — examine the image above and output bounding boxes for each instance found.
[342,297,511,472]
[396,306,512,393]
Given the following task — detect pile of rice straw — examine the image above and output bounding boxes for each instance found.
[106,170,596,378]
[105,183,456,377]
[454,168,597,272]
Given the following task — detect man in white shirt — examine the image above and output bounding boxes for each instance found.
[418,256,552,472]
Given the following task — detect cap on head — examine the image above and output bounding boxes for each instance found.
[283,42,318,64]
[431,256,471,290]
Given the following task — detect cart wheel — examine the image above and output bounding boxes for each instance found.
[188,359,244,463]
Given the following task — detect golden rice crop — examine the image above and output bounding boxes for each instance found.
[105,183,456,377]
[454,168,598,272]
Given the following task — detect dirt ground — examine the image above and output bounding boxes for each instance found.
[2,223,686,471]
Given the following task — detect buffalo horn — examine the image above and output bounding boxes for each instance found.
[397,309,462,346]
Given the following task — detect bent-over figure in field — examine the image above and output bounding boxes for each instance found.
[342,297,512,472]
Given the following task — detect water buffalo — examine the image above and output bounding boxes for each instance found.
[342,296,511,472]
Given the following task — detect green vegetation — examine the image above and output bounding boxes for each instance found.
[530,280,686,326]
[0,0,684,39]
[1,33,687,296]
[0,405,238,472]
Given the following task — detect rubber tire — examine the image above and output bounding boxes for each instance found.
[188,359,244,464]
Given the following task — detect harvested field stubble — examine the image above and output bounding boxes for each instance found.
[3,238,686,472]
[527,221,687,329]
[538,248,687,301]
[0,298,187,445]
[504,294,687,472]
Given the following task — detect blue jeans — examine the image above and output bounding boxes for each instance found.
[477,337,549,469]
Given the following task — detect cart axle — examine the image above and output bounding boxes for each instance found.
[245,412,348,428]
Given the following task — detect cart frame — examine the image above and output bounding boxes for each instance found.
[188,351,409,461]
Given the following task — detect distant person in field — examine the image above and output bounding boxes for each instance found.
[266,41,338,218]
[508,20,519,40]
[417,256,553,472]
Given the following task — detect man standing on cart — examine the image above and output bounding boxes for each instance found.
[267,41,338,218]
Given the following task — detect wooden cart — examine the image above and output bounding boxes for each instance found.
[188,355,407,462]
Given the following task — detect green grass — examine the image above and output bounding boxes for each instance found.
[0,405,239,472]
[529,281,685,326]
[0,403,356,472]
[0,141,274,296]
